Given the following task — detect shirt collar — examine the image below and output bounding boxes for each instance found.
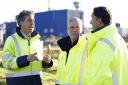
[20,31,30,40]
[91,24,109,33]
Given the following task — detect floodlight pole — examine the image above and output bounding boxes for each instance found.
[48,0,50,11]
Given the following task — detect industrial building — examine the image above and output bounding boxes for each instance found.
[0,9,84,46]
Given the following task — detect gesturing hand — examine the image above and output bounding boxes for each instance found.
[43,55,51,63]
[27,53,38,62]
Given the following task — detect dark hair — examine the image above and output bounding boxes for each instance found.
[93,6,111,25]
[16,10,34,27]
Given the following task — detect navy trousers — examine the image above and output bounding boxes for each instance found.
[6,75,42,85]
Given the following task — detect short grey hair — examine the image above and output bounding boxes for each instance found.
[68,17,83,32]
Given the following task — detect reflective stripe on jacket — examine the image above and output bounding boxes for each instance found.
[82,25,128,85]
[2,32,43,77]
[56,35,87,85]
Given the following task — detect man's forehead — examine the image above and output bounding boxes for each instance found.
[69,21,79,26]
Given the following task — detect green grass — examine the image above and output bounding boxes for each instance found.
[0,68,6,85]
[0,67,57,85]
[42,69,56,85]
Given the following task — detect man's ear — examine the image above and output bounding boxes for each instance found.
[20,21,23,26]
[97,18,102,25]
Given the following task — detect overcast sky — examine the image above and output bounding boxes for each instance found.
[0,0,128,28]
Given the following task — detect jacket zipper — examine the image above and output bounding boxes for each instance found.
[28,38,32,75]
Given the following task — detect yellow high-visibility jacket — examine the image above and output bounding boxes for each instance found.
[56,35,87,85]
[81,25,128,85]
[2,28,53,78]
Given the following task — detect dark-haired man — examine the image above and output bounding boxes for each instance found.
[81,6,128,85]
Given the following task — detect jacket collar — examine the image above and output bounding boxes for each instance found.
[91,24,109,33]
[16,27,38,39]
[86,25,117,44]
[57,36,78,51]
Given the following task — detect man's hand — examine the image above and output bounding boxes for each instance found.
[27,53,38,62]
[43,55,51,63]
